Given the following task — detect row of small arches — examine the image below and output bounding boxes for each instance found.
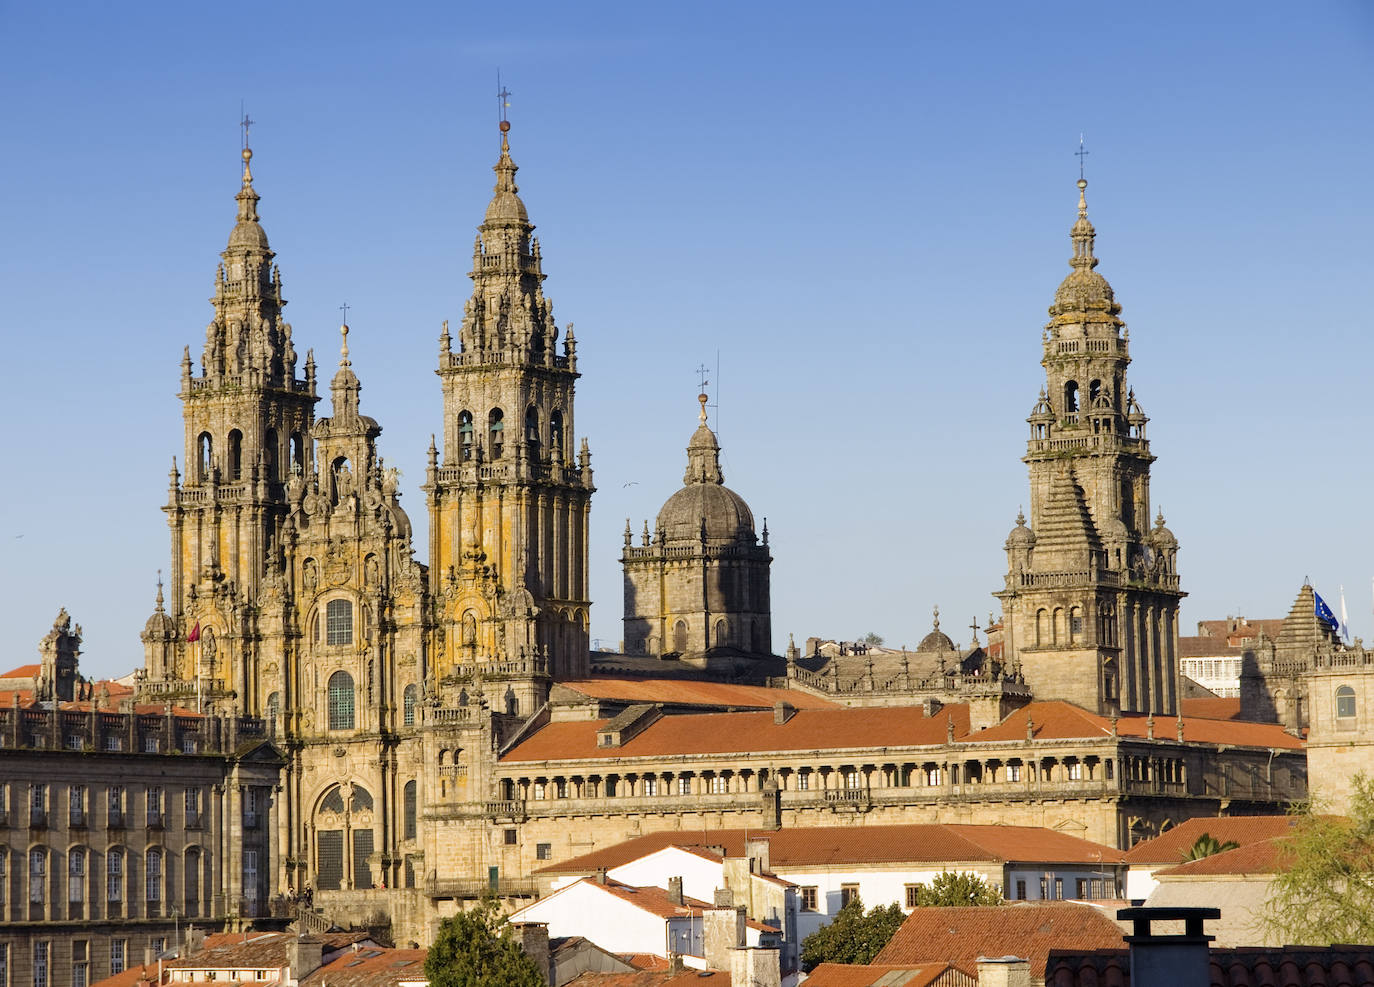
[457,407,563,461]
[197,429,306,483]
[8,844,206,911]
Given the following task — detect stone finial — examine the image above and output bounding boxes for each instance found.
[1025,716,1034,741]
[623,518,632,547]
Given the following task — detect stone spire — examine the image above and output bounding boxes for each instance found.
[684,393,724,485]
[1049,179,1123,329]
[330,323,361,422]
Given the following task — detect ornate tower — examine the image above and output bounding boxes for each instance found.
[995,178,1184,716]
[425,120,594,713]
[621,394,773,671]
[151,142,318,707]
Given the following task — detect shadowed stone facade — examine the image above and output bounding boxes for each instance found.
[621,396,772,670]
[995,178,1185,717]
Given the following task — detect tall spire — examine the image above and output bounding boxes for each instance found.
[685,392,724,485]
[1049,177,1121,327]
[330,322,361,421]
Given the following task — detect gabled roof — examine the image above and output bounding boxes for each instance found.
[1122,816,1296,864]
[967,702,1303,750]
[165,932,375,971]
[874,903,1125,976]
[1046,947,1374,987]
[556,678,837,710]
[0,663,41,678]
[566,971,726,985]
[539,823,1121,875]
[302,949,428,987]
[503,704,970,762]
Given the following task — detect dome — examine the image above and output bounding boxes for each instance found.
[142,609,175,639]
[485,189,529,224]
[656,482,756,545]
[917,627,956,654]
[228,219,270,250]
[1051,269,1119,319]
[1149,512,1178,549]
[1005,511,1036,550]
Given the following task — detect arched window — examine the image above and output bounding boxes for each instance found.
[106,849,123,905]
[673,621,688,654]
[198,433,213,481]
[145,848,162,904]
[714,620,728,648]
[328,672,355,730]
[227,429,243,480]
[488,408,504,458]
[290,432,305,473]
[264,428,279,481]
[266,692,280,723]
[525,406,540,456]
[1064,381,1079,414]
[403,684,418,727]
[1336,685,1357,719]
[1089,379,1102,406]
[330,456,352,505]
[326,600,353,646]
[458,411,474,460]
[403,781,417,841]
[69,847,86,906]
[550,411,564,458]
[1036,609,1048,647]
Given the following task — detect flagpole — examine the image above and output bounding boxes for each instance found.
[1340,585,1350,643]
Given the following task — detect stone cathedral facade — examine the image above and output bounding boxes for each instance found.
[995,178,1185,717]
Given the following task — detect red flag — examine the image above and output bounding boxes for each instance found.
[187,622,200,643]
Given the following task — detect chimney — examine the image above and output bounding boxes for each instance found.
[594,868,608,885]
[760,780,781,831]
[773,701,795,725]
[976,956,1031,987]
[287,934,325,982]
[668,876,684,905]
[668,952,686,974]
[185,926,206,955]
[730,946,781,987]
[1117,906,1218,987]
[703,904,746,971]
[744,837,771,874]
[510,922,551,985]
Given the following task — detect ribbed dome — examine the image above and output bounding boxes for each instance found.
[656,482,756,544]
[228,220,270,250]
[1005,511,1036,549]
[917,628,956,653]
[484,132,529,225]
[143,609,175,639]
[1149,512,1178,549]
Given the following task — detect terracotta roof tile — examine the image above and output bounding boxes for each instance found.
[90,961,159,987]
[803,962,964,987]
[1046,947,1374,987]
[874,903,1125,975]
[537,823,1121,875]
[1153,838,1289,877]
[302,949,428,987]
[619,954,671,971]
[1179,698,1245,720]
[566,972,726,986]
[1122,816,1296,864]
[503,704,969,762]
[558,678,838,710]
[968,702,1302,750]
[0,663,41,678]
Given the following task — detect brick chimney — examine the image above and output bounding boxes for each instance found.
[668,876,684,905]
[510,922,551,985]
[1117,906,1218,987]
[730,946,781,987]
[976,956,1031,987]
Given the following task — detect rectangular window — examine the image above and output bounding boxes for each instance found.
[556,779,568,799]
[531,783,546,800]
[106,852,122,903]
[146,851,162,902]
[1007,763,1021,782]
[326,600,354,646]
[110,940,126,976]
[69,786,85,827]
[1054,878,1064,900]
[843,771,861,790]
[72,941,88,987]
[151,939,166,958]
[1091,878,1104,899]
[147,787,162,826]
[69,850,85,903]
[243,850,258,903]
[67,735,84,751]
[30,784,46,826]
[643,777,657,796]
[0,943,7,987]
[797,772,810,791]
[1039,877,1049,900]
[104,735,123,752]
[1067,762,1083,780]
[185,788,201,826]
[904,884,920,908]
[403,782,417,841]
[709,775,727,794]
[32,942,49,987]
[840,883,860,908]
[30,850,46,904]
[677,776,691,795]
[244,788,259,828]
[924,766,941,786]
[1015,880,1027,900]
[800,887,818,912]
[1076,879,1088,899]
[503,828,518,846]
[536,843,552,861]
[108,787,123,827]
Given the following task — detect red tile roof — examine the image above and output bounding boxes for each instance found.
[503,704,969,762]
[566,972,726,986]
[1122,816,1296,864]
[1152,838,1289,877]
[619,954,671,971]
[559,678,838,710]
[537,823,1122,875]
[874,903,1125,975]
[967,702,1302,750]
[303,949,428,987]
[803,962,966,987]
[1178,698,1244,720]
[1046,947,1374,987]
[1,663,41,679]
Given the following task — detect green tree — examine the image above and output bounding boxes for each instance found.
[910,871,1003,907]
[1181,833,1240,861]
[1263,773,1374,945]
[861,632,884,647]
[800,897,905,971]
[424,895,545,987]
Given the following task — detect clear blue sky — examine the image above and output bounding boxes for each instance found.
[3,2,1373,680]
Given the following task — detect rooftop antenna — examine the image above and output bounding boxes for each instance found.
[1075,134,1089,181]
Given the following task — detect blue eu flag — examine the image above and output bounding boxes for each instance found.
[1314,591,1340,634]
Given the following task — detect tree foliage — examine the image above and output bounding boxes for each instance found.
[909,870,1004,907]
[1263,773,1374,945]
[424,895,545,987]
[1181,833,1240,861]
[861,632,885,646]
[800,897,905,971]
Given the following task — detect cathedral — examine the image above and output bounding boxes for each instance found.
[93,118,1310,949]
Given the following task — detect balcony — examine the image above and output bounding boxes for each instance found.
[484,800,527,821]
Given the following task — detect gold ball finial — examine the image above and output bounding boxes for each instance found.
[1077,178,1087,191]
[698,393,709,424]
[242,147,253,163]
[499,119,511,133]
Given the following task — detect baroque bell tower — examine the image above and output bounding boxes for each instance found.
[425,119,594,714]
[995,177,1184,716]
[148,138,319,707]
